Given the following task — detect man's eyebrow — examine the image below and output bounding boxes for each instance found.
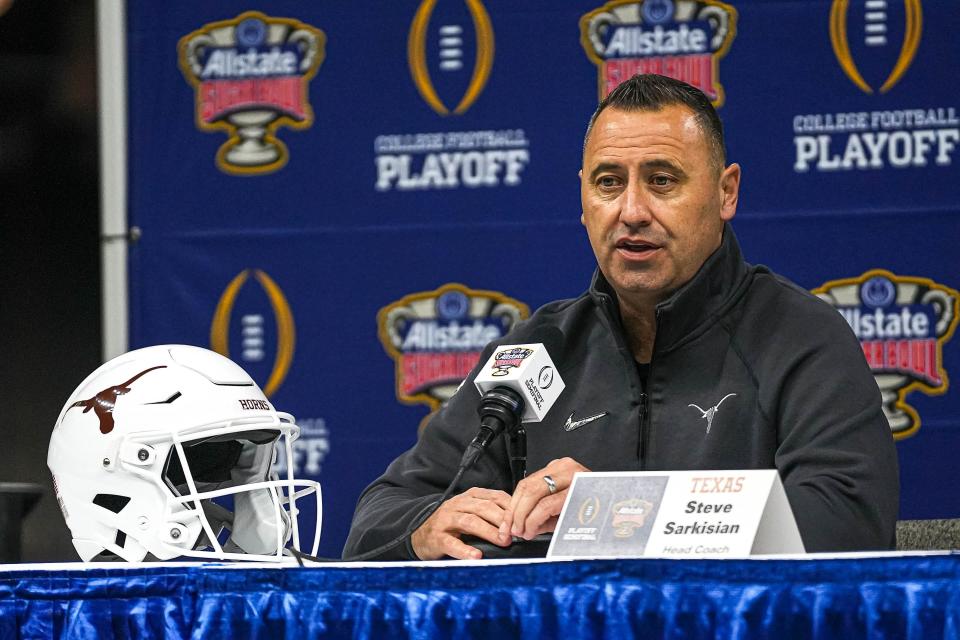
[641,158,686,175]
[588,159,687,182]
[588,162,622,182]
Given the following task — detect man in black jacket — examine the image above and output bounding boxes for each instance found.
[343,74,899,560]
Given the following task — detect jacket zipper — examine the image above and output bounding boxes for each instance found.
[639,309,660,469]
[599,293,654,470]
[637,391,648,469]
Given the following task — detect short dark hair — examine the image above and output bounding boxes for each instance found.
[583,74,726,171]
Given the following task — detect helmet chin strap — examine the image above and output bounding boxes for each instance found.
[191,489,293,556]
[196,438,291,556]
[229,487,291,555]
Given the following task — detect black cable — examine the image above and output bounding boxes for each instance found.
[289,387,525,564]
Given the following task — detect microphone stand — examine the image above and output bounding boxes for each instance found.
[508,425,527,490]
[467,423,549,559]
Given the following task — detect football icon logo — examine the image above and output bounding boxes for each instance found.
[829,0,922,94]
[408,0,494,115]
[210,269,295,397]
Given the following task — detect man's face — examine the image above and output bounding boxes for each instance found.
[580,105,740,307]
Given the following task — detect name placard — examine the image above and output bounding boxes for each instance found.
[546,470,804,559]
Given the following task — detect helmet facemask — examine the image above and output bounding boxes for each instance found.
[138,414,321,561]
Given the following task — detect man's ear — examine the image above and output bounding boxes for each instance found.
[579,169,586,226]
[719,163,741,222]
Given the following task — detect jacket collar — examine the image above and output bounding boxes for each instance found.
[589,223,751,354]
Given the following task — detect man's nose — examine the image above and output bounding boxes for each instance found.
[620,182,652,226]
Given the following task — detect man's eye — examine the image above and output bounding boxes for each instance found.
[597,176,620,188]
[651,175,672,187]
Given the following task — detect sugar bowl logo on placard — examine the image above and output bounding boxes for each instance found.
[611,498,655,538]
[408,0,494,116]
[178,12,326,175]
[814,270,959,439]
[378,283,529,430]
[829,0,921,95]
[210,269,295,397]
[579,0,737,103]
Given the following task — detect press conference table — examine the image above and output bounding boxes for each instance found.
[3,553,959,638]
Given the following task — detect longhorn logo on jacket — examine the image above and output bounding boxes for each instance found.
[688,393,736,434]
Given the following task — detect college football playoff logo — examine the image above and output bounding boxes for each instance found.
[580,0,737,104]
[814,269,958,439]
[829,0,922,94]
[408,0,494,115]
[178,11,326,175]
[210,269,295,397]
[378,283,528,429]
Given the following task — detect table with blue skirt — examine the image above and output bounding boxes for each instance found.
[2,554,959,638]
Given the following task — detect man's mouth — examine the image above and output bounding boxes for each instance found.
[615,239,661,259]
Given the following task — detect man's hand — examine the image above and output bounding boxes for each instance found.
[410,487,513,560]
[499,457,590,542]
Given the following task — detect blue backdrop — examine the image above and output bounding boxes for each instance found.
[125,0,960,557]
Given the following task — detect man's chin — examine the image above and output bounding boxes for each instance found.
[607,274,670,304]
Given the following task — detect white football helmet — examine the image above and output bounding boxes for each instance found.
[47,344,321,562]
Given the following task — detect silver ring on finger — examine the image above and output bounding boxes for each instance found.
[543,475,558,495]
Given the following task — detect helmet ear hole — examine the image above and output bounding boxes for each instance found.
[92,493,131,513]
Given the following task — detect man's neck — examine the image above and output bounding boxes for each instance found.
[616,293,658,364]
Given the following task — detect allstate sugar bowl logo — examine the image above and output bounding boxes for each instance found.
[611,498,654,538]
[815,270,959,439]
[490,347,533,376]
[580,0,737,103]
[178,12,325,175]
[378,283,528,429]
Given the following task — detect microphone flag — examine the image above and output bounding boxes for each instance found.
[474,343,565,422]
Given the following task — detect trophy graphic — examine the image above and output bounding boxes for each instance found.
[179,12,325,175]
[611,498,654,538]
[579,0,737,101]
[815,270,959,439]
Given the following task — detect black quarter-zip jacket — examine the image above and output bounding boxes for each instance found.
[343,226,899,559]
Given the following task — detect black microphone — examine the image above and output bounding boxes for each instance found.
[336,335,565,562]
[461,338,566,474]
[458,386,525,472]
